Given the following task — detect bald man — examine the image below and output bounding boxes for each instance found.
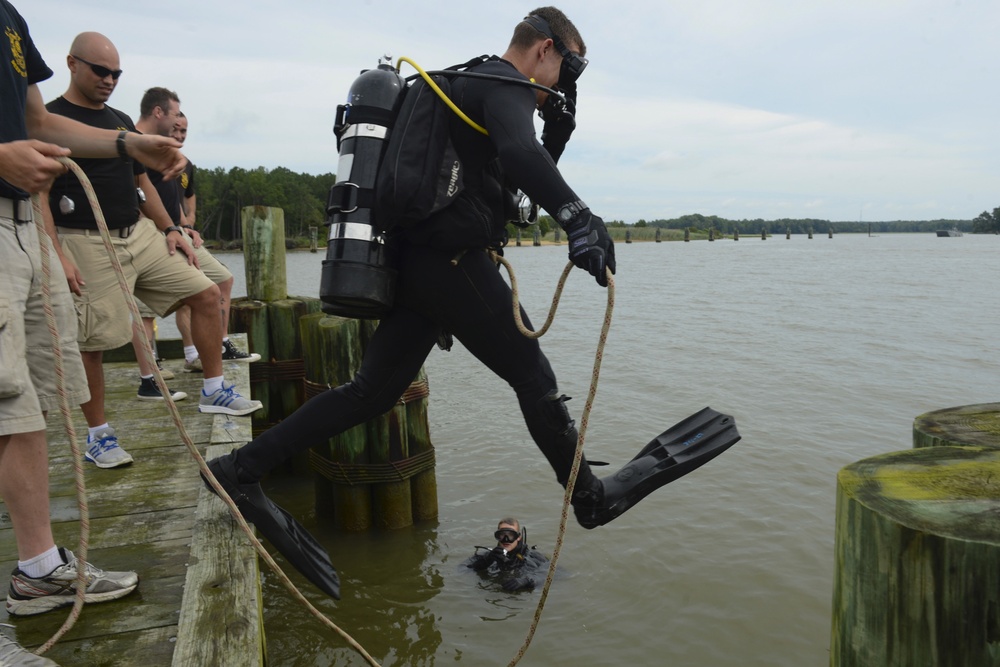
[41,32,261,468]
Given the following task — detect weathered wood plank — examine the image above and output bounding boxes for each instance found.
[172,444,263,667]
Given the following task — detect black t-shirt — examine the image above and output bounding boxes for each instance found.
[0,0,53,199]
[148,166,181,224]
[179,160,195,217]
[45,97,144,229]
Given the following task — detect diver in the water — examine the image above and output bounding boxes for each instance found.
[466,518,549,592]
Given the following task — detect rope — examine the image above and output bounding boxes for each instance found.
[30,193,89,655]
[36,158,380,666]
[490,252,615,667]
[310,448,436,485]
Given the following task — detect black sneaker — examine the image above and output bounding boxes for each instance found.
[137,377,188,402]
[221,339,261,363]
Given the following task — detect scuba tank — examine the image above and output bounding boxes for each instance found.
[320,56,406,319]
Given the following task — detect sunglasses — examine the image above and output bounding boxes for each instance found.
[495,529,520,544]
[522,14,588,84]
[71,55,123,80]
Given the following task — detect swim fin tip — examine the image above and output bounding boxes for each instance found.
[577,407,740,529]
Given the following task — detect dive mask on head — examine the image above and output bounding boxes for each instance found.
[522,14,588,85]
[495,529,520,544]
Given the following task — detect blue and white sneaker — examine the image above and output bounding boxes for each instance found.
[85,427,134,469]
[198,381,262,417]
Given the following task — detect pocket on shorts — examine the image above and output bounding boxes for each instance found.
[0,298,29,398]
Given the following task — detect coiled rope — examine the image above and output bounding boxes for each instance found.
[490,251,615,667]
[33,158,380,666]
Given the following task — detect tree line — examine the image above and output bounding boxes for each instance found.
[195,166,336,245]
[192,165,991,244]
[972,207,1000,234]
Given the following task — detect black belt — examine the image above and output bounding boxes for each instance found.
[0,196,32,223]
[56,223,137,239]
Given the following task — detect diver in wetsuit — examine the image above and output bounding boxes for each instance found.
[466,518,549,592]
[202,7,738,599]
[208,6,611,528]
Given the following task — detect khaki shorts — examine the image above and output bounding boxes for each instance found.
[57,217,215,352]
[135,296,156,319]
[0,215,90,436]
[193,243,233,286]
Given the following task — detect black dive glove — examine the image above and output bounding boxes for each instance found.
[539,80,577,164]
[558,201,616,287]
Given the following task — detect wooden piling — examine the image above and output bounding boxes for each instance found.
[708,228,715,242]
[830,445,1000,666]
[734,229,739,241]
[229,298,271,422]
[309,225,318,253]
[405,367,437,521]
[260,297,322,471]
[533,228,541,246]
[912,402,1000,449]
[786,228,791,239]
[761,228,766,240]
[655,228,661,242]
[300,313,373,531]
[241,206,287,301]
[684,228,690,242]
[553,228,561,243]
[625,229,632,244]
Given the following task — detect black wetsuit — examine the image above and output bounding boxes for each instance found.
[234,57,600,499]
[466,542,550,592]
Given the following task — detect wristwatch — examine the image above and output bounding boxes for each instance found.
[556,200,587,224]
[163,225,184,236]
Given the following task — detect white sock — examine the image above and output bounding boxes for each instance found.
[222,336,230,344]
[203,376,224,395]
[184,345,199,364]
[88,423,110,440]
[140,374,154,381]
[19,545,63,578]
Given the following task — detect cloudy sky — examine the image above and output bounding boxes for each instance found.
[19,0,1000,223]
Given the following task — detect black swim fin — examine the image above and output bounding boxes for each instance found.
[575,407,740,529]
[202,454,341,599]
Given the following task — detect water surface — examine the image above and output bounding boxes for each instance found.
[184,234,1000,666]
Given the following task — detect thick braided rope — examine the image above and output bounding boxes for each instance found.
[30,194,88,655]
[491,252,615,667]
[44,158,381,666]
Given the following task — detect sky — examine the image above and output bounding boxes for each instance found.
[18,0,1000,223]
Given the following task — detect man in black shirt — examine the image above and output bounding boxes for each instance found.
[42,32,261,469]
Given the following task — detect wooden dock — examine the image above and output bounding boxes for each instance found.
[0,335,262,666]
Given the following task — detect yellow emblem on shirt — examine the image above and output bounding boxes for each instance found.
[5,26,26,78]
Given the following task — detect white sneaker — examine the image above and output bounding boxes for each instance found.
[84,427,134,468]
[6,548,138,617]
[198,382,262,416]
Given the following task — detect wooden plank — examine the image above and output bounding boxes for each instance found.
[172,445,263,667]
[174,346,263,666]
